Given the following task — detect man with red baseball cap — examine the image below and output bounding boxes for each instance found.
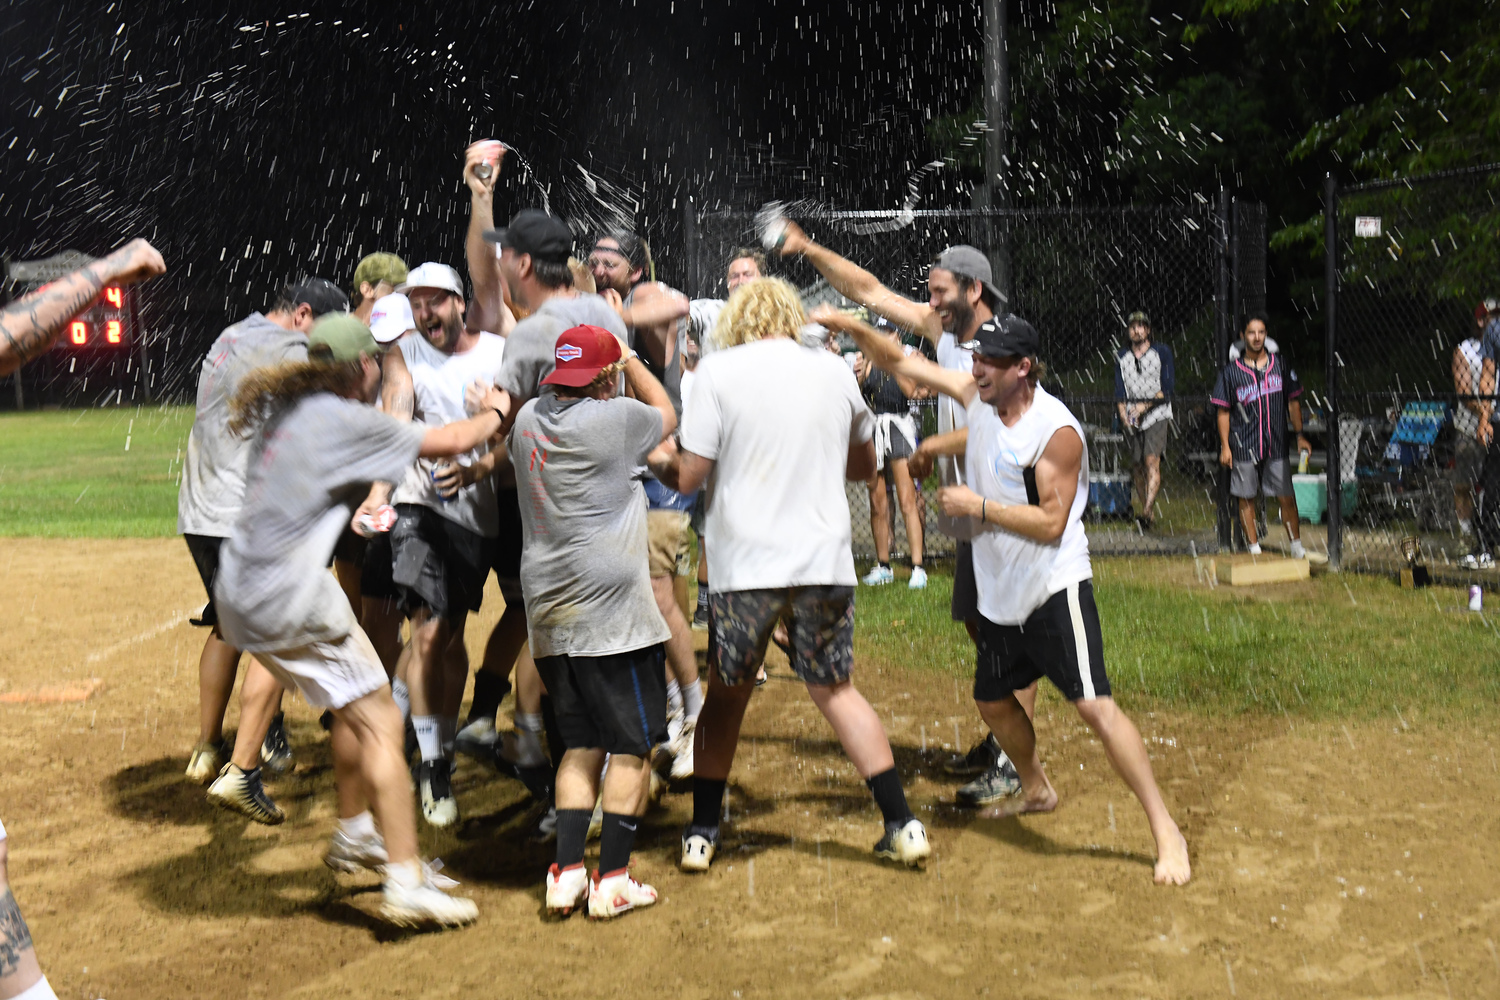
[508,325,679,920]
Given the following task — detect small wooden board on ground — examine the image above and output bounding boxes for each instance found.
[1212,556,1311,587]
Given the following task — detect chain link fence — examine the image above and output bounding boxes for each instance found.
[1326,164,1500,584]
[689,203,1261,560]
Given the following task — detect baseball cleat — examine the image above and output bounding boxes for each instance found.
[260,712,295,776]
[679,827,719,872]
[588,867,657,919]
[324,829,389,874]
[545,862,589,917]
[185,740,225,783]
[874,818,931,868]
[453,717,497,760]
[380,873,478,929]
[956,757,1023,806]
[416,759,459,829]
[207,763,285,825]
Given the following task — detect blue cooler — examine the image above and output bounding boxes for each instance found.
[1089,473,1132,517]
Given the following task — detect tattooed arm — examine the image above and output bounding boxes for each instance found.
[0,238,166,376]
[0,835,45,995]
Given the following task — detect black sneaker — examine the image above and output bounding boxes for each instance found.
[260,712,295,776]
[955,757,1022,806]
[942,733,1000,777]
[691,602,710,632]
[416,759,459,828]
[207,763,286,825]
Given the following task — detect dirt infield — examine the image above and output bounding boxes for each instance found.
[2,538,1498,999]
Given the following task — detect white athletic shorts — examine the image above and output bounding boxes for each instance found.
[253,627,388,711]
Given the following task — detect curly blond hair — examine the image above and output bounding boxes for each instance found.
[229,359,364,436]
[710,276,805,350]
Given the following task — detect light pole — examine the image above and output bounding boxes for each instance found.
[982,0,1010,306]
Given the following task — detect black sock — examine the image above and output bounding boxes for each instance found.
[554,808,591,868]
[539,695,565,776]
[866,767,913,826]
[691,777,727,831]
[598,812,640,873]
[879,561,891,570]
[468,670,510,722]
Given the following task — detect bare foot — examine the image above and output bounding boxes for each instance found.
[1153,826,1191,885]
[978,782,1058,820]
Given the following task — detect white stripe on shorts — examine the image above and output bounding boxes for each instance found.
[1066,582,1095,700]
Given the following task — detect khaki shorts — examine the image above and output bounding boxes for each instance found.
[253,627,389,711]
[647,509,694,579]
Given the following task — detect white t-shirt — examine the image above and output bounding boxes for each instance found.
[966,386,1092,625]
[217,394,426,653]
[681,337,875,592]
[391,331,507,537]
[1455,337,1483,438]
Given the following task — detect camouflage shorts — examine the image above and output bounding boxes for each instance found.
[708,586,855,687]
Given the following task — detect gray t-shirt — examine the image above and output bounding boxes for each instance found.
[499,294,628,403]
[507,393,669,658]
[216,394,426,653]
[178,313,308,537]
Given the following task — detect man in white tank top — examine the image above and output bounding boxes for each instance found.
[1453,305,1488,547]
[821,307,1192,886]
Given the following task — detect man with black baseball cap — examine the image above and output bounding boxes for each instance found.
[771,219,1029,805]
[817,306,1192,887]
[179,276,348,785]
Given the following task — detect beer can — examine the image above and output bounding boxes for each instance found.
[1469,585,1483,612]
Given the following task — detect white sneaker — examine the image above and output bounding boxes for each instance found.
[325,829,389,873]
[185,741,223,783]
[908,566,928,589]
[545,862,589,917]
[588,867,657,919]
[874,818,931,868]
[453,717,497,760]
[1246,543,1262,555]
[1289,539,1306,559]
[668,718,696,781]
[416,760,459,829]
[861,565,895,586]
[1461,553,1495,570]
[679,829,718,872]
[380,868,478,928]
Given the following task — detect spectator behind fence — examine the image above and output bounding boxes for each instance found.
[853,318,927,588]
[1113,310,1174,529]
[1469,302,1500,570]
[1211,314,1309,559]
[1452,301,1492,551]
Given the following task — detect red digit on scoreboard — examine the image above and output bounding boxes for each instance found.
[70,321,88,345]
[104,287,123,309]
[106,320,122,344]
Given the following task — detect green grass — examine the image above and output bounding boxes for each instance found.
[854,560,1500,721]
[0,405,192,537]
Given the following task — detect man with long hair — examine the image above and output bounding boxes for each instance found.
[659,278,931,872]
[211,313,508,927]
[825,307,1191,886]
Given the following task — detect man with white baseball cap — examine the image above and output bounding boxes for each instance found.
[369,291,416,345]
[385,261,508,827]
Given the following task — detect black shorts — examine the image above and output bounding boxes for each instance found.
[184,534,226,627]
[331,525,366,567]
[534,644,668,757]
[389,504,489,623]
[974,580,1111,703]
[360,531,400,601]
[492,487,525,606]
[951,541,978,623]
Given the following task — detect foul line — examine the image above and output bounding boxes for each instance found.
[85,609,198,664]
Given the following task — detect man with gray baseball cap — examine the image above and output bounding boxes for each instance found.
[771,220,1032,807]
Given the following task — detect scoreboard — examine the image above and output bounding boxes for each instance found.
[59,284,133,350]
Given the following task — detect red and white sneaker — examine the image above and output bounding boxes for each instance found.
[545,862,589,917]
[588,867,657,920]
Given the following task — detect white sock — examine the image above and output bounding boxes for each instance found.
[666,678,683,716]
[338,810,377,841]
[681,679,705,723]
[1247,543,1262,555]
[439,716,458,760]
[390,678,411,721]
[515,711,543,736]
[510,711,546,766]
[413,715,442,762]
[383,857,424,891]
[1290,539,1306,558]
